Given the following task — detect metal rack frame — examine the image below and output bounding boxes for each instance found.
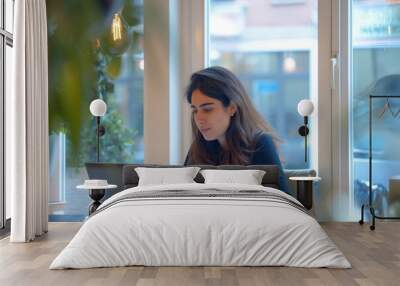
[359,94,400,230]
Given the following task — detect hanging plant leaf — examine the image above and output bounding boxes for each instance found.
[106,56,122,80]
[121,0,141,27]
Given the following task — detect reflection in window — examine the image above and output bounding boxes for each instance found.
[351,0,400,218]
[47,0,144,221]
[209,0,317,169]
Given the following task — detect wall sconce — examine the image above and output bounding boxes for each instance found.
[297,99,314,162]
[90,99,107,162]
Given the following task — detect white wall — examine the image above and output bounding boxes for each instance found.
[143,0,171,164]
[144,0,206,165]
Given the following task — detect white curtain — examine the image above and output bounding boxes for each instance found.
[8,0,49,242]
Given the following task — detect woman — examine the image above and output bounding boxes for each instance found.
[184,66,288,193]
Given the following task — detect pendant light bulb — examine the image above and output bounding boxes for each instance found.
[112,13,122,42]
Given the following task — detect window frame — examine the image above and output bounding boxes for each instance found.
[1,0,14,231]
[331,0,351,220]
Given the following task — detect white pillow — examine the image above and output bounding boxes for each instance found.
[135,167,201,186]
[200,169,266,185]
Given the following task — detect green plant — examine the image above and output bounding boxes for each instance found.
[69,49,136,166]
[48,0,142,167]
[47,0,101,148]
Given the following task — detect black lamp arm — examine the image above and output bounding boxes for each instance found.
[95,116,106,163]
[96,117,106,136]
[298,116,309,137]
[297,116,309,162]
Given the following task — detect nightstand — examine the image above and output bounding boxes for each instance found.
[289,176,321,210]
[77,181,117,215]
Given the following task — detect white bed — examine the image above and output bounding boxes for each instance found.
[50,183,350,269]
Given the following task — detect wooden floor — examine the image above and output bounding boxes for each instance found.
[0,222,399,286]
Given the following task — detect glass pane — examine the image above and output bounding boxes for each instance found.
[5,0,14,33]
[5,43,12,220]
[351,0,400,218]
[209,0,318,169]
[47,0,144,221]
[0,39,3,228]
[0,1,2,29]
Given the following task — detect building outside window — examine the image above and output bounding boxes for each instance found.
[209,0,318,169]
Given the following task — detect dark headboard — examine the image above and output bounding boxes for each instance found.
[86,163,280,190]
[122,164,280,190]
[86,163,321,208]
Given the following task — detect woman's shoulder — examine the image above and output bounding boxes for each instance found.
[250,132,280,165]
[253,132,275,150]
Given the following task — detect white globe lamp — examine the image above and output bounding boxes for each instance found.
[90,99,107,117]
[89,99,107,162]
[297,99,315,162]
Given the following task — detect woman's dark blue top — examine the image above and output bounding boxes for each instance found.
[184,133,288,193]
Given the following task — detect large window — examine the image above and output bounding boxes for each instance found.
[350,0,400,218]
[47,0,144,221]
[208,0,318,169]
[1,0,14,231]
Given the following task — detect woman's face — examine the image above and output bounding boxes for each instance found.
[190,89,236,144]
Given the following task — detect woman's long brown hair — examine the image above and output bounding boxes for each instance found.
[186,66,281,165]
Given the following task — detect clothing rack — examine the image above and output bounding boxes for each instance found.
[359,94,400,230]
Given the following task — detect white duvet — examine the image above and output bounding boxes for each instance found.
[50,183,351,269]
